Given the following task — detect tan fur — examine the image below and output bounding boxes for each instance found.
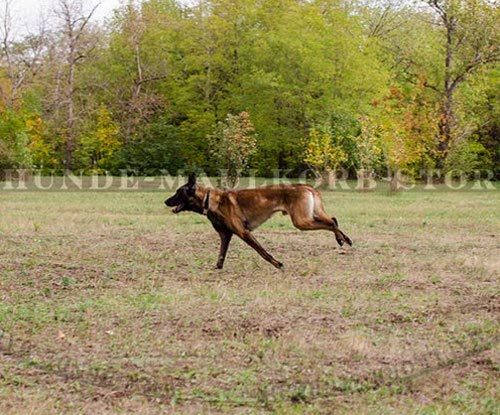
[193,183,352,269]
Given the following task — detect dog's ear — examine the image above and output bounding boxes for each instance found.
[187,172,196,187]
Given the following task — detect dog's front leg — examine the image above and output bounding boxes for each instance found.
[237,230,283,269]
[217,230,233,269]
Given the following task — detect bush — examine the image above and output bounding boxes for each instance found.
[112,116,182,176]
[445,138,492,178]
[0,109,32,170]
[208,112,257,188]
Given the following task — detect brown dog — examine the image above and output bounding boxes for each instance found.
[165,173,352,269]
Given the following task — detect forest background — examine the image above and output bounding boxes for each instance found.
[0,0,498,181]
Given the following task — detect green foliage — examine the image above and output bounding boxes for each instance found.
[456,66,500,178]
[0,0,497,176]
[74,105,121,173]
[329,112,362,171]
[208,111,257,188]
[113,115,183,176]
[354,116,383,174]
[445,139,490,177]
[304,124,347,182]
[375,83,440,178]
[0,109,33,169]
[26,114,54,170]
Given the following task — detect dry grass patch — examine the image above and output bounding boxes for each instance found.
[0,187,498,414]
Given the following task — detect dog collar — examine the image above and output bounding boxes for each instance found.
[203,190,210,215]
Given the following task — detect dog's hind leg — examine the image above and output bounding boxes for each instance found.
[216,230,233,269]
[313,212,352,247]
[326,216,351,246]
[336,226,352,246]
[311,193,353,246]
[290,191,352,246]
[294,213,350,246]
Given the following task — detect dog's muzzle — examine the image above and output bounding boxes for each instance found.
[171,204,184,213]
[165,198,183,213]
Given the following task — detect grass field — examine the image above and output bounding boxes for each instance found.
[0,184,498,414]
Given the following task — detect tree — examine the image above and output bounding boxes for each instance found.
[26,111,53,169]
[425,0,499,162]
[457,65,500,178]
[0,108,32,169]
[377,84,440,190]
[54,0,100,171]
[0,0,498,177]
[304,124,347,188]
[0,1,49,171]
[107,0,169,139]
[208,111,257,188]
[101,0,183,173]
[0,0,46,108]
[355,116,383,190]
[74,104,120,172]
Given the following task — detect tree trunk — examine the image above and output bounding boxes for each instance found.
[357,169,375,192]
[389,169,401,192]
[317,170,335,189]
[56,0,99,172]
[65,48,75,172]
[438,15,455,165]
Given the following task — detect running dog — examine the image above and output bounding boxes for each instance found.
[165,173,352,269]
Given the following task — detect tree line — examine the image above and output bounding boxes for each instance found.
[0,0,498,180]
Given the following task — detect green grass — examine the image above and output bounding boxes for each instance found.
[0,185,498,414]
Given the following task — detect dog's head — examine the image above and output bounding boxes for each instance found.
[165,173,204,214]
